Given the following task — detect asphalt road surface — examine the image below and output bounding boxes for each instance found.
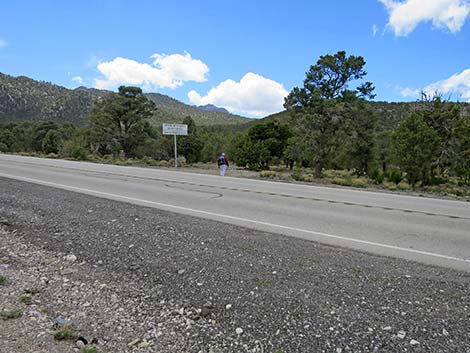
[1,154,469,271]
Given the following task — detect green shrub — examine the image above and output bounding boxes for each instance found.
[302,174,314,182]
[350,177,368,188]
[259,170,277,179]
[19,295,32,304]
[386,170,403,184]
[383,181,398,191]
[24,288,40,295]
[370,168,385,184]
[53,325,77,341]
[0,309,22,320]
[291,167,303,181]
[331,176,353,187]
[397,181,411,190]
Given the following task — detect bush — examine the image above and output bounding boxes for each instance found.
[54,325,77,341]
[397,181,411,190]
[383,181,398,191]
[302,174,314,182]
[0,142,8,152]
[386,170,403,184]
[350,177,368,188]
[291,167,303,181]
[0,309,22,320]
[370,168,385,184]
[331,176,353,187]
[259,170,277,179]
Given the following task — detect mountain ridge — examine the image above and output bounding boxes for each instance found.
[197,104,230,114]
[0,72,252,126]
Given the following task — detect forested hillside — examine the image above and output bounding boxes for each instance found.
[261,101,470,131]
[145,93,249,125]
[0,73,250,126]
[0,73,106,124]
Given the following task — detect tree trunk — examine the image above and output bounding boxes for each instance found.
[314,161,322,178]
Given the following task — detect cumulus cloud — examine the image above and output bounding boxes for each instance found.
[94,52,209,90]
[423,69,470,100]
[71,76,84,84]
[0,39,7,49]
[379,0,470,36]
[188,72,288,117]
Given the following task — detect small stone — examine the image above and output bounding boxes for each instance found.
[53,316,67,327]
[383,326,392,331]
[397,330,406,339]
[60,268,77,275]
[336,348,343,353]
[128,339,140,347]
[442,328,449,336]
[225,304,232,310]
[201,307,211,317]
[76,340,85,349]
[235,327,243,335]
[77,336,88,345]
[65,254,77,262]
[138,339,149,348]
[410,339,420,346]
[178,269,185,275]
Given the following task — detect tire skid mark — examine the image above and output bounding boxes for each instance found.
[3,159,469,221]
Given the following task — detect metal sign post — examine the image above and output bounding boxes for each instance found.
[174,134,178,168]
[162,123,188,168]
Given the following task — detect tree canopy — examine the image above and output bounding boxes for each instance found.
[88,86,156,158]
[284,51,376,177]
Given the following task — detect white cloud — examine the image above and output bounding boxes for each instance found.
[423,69,470,101]
[379,0,470,36]
[188,72,288,117]
[94,52,209,90]
[372,24,379,37]
[399,86,421,97]
[0,39,7,49]
[71,76,84,84]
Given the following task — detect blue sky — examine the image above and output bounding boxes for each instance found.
[1,0,469,117]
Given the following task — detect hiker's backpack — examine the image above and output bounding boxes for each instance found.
[217,155,226,166]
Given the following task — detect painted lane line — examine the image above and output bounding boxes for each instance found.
[1,172,469,265]
[3,158,469,220]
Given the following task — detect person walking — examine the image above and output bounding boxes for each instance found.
[217,152,229,176]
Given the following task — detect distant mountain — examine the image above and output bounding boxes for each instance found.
[197,104,230,114]
[0,73,107,125]
[0,72,252,126]
[145,93,249,125]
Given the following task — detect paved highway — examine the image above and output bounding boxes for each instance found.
[1,154,469,271]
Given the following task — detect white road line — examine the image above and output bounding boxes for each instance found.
[1,172,469,265]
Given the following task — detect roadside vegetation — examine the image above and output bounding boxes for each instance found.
[1,51,469,198]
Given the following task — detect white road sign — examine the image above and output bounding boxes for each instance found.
[162,123,188,136]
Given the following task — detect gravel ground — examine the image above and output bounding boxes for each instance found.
[0,177,469,353]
